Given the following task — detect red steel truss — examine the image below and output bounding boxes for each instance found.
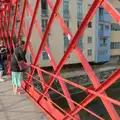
[0,0,120,119]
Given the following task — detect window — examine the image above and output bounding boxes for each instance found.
[99,24,104,36]
[41,0,48,10]
[98,50,107,56]
[105,24,109,30]
[88,37,92,43]
[64,35,69,51]
[100,37,107,47]
[64,19,69,28]
[88,4,91,10]
[41,0,48,16]
[111,23,120,31]
[78,36,83,49]
[26,18,31,32]
[99,7,104,21]
[116,8,120,13]
[64,35,70,58]
[42,50,49,60]
[88,49,92,56]
[42,38,49,60]
[99,7,104,16]
[99,24,104,31]
[77,20,81,28]
[111,42,120,49]
[41,19,48,32]
[77,0,83,20]
[63,1,69,18]
[88,22,92,28]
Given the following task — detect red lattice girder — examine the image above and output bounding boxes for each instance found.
[1,0,120,119]
[25,1,79,118]
[6,0,79,119]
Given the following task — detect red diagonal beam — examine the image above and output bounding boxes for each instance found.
[1,12,9,48]
[17,4,65,115]
[63,48,120,119]
[6,2,12,55]
[17,0,48,91]
[10,0,19,49]
[26,1,79,118]
[17,0,27,43]
[28,63,120,107]
[24,0,41,52]
[18,9,80,118]
[3,8,10,50]
[7,1,12,33]
[46,0,119,119]
[39,0,102,99]
[27,0,62,84]
[0,13,6,43]
[38,0,120,119]
[15,8,56,114]
[26,67,104,120]
[102,1,120,23]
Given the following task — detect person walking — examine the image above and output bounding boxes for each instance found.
[11,40,26,94]
[0,42,7,82]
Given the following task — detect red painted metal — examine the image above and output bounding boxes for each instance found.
[9,0,18,49]
[102,1,120,23]
[25,2,79,118]
[38,1,119,119]
[24,0,41,52]
[1,0,120,119]
[17,0,27,44]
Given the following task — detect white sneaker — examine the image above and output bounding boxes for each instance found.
[0,79,5,82]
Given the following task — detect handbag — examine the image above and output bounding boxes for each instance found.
[14,53,27,71]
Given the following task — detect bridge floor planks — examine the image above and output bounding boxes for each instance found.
[0,76,48,120]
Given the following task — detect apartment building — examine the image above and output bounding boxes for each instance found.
[95,6,111,62]
[21,0,119,67]
[110,1,120,60]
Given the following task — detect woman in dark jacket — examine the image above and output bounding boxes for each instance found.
[11,41,26,94]
[0,43,7,82]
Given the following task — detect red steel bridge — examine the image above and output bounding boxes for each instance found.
[0,0,120,120]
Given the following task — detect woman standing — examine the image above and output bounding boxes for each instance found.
[11,41,26,94]
[0,42,7,82]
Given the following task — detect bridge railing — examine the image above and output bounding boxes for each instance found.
[0,0,120,119]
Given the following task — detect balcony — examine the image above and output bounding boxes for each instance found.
[99,14,110,22]
[79,43,84,50]
[99,15,104,21]
[78,38,84,50]
[77,13,83,20]
[99,31,104,36]
[41,9,49,17]
[63,10,70,19]
[100,43,107,47]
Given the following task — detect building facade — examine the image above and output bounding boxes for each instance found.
[95,6,111,62]
[110,0,120,60]
[21,0,119,67]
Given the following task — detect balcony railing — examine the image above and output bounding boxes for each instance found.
[79,43,84,50]
[100,43,107,47]
[77,13,83,20]
[63,10,70,19]
[99,31,104,36]
[41,9,49,17]
[99,15,104,21]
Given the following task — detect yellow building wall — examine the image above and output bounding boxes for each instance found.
[110,0,120,56]
[23,0,102,67]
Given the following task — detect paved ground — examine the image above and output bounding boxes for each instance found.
[0,76,48,120]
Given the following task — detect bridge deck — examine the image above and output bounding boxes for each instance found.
[0,76,48,120]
